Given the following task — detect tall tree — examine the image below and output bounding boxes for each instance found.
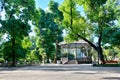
[48,0,63,63]
[36,1,63,63]
[0,0,36,66]
[36,9,55,63]
[59,0,119,63]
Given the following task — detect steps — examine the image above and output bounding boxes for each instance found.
[65,60,78,64]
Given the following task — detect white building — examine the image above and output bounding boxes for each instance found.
[60,40,92,63]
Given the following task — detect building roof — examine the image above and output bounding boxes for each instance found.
[60,40,89,48]
[60,40,88,45]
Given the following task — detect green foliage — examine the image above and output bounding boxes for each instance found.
[0,33,2,41]
[36,9,55,62]
[3,0,35,21]
[59,0,93,41]
[62,52,75,60]
[21,36,43,63]
[26,50,37,63]
[1,19,31,40]
[0,58,5,63]
[93,64,120,67]
[60,0,119,42]
[22,37,32,49]
[102,27,120,46]
[36,1,63,63]
[49,0,63,20]
[0,45,2,57]
[0,0,36,38]
[60,0,120,63]
[2,40,26,62]
[0,0,36,66]
[104,47,120,60]
[25,47,42,64]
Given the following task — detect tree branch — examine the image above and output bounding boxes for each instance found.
[68,0,97,51]
[76,33,97,51]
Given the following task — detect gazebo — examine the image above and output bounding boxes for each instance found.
[60,40,92,64]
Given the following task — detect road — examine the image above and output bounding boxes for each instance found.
[0,64,120,80]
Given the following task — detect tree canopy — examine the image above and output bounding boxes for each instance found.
[0,0,36,66]
[36,0,63,63]
[59,0,120,63]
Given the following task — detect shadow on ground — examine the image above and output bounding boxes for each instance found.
[0,64,120,74]
[102,77,120,80]
[72,72,97,74]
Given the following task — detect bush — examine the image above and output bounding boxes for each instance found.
[0,58,5,63]
[61,53,75,60]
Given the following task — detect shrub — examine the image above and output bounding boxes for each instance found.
[0,58,5,63]
[61,53,75,60]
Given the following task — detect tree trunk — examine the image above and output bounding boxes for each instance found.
[12,37,16,67]
[76,33,105,64]
[54,40,58,63]
[46,53,50,63]
[97,46,105,64]
[97,32,105,64]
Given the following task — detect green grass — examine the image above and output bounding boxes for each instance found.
[93,64,120,67]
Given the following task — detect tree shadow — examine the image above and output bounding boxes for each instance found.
[1,64,120,74]
[102,77,120,80]
[72,72,96,74]
[0,67,19,71]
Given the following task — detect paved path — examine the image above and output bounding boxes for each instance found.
[0,64,120,80]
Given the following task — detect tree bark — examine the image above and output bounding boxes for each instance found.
[46,53,50,63]
[54,40,58,63]
[97,46,105,64]
[12,37,16,67]
[76,34,97,51]
[97,32,105,64]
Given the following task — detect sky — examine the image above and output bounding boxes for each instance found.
[35,0,64,9]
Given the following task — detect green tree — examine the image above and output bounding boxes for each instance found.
[102,27,120,46]
[36,9,56,63]
[24,36,42,64]
[59,0,119,63]
[101,0,120,47]
[2,40,26,63]
[36,1,63,63]
[0,0,36,66]
[48,0,63,63]
[104,46,120,60]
